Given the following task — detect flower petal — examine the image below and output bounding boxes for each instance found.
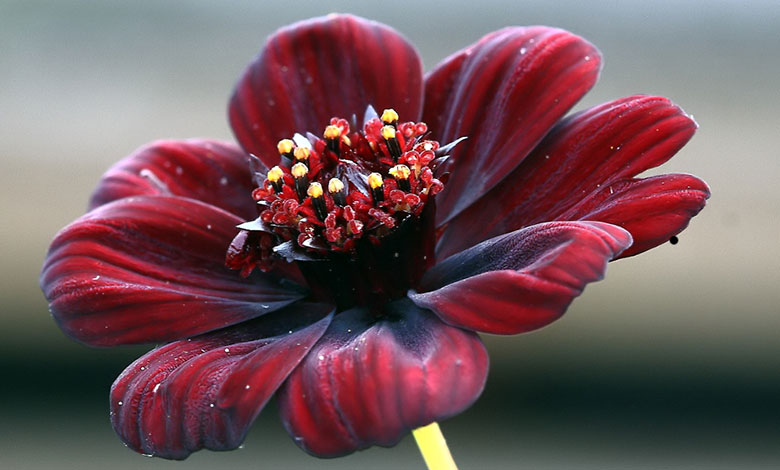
[437,95,699,259]
[41,196,303,346]
[561,173,710,258]
[229,14,424,166]
[424,26,601,224]
[88,139,258,220]
[411,222,631,335]
[110,303,333,460]
[277,299,488,457]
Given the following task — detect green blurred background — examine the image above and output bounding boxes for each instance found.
[2,0,778,468]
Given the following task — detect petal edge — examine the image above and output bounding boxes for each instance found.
[412,221,631,334]
[41,196,303,346]
[425,26,602,224]
[110,303,333,459]
[437,95,698,259]
[88,139,257,220]
[230,14,424,166]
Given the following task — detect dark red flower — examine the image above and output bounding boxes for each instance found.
[40,14,709,460]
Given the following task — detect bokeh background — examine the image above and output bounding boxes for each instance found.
[2,0,778,468]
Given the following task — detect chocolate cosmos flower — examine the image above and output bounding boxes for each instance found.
[40,14,709,460]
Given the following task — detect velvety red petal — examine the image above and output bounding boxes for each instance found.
[229,14,424,166]
[88,139,257,220]
[424,26,601,224]
[437,95,698,259]
[560,173,710,258]
[277,299,488,457]
[41,196,303,346]
[411,222,631,335]
[110,303,333,460]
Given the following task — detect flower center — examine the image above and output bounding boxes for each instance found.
[226,108,450,310]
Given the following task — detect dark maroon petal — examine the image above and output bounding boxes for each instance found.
[41,196,303,346]
[229,14,424,166]
[277,299,488,457]
[560,173,710,258]
[437,95,698,259]
[88,139,257,220]
[110,303,333,460]
[424,27,601,224]
[411,222,631,335]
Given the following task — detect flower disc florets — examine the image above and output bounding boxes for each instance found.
[226,108,451,309]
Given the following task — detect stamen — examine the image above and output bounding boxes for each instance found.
[234,110,449,269]
[293,146,310,165]
[277,138,295,161]
[368,172,385,203]
[328,177,347,206]
[324,124,341,156]
[381,125,402,162]
[291,162,309,201]
[307,182,328,221]
[267,165,285,193]
[389,164,412,192]
[381,108,399,128]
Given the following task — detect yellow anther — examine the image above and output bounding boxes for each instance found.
[324,125,342,140]
[277,139,295,155]
[328,177,347,206]
[307,182,323,198]
[381,108,399,124]
[389,164,411,180]
[381,125,397,140]
[291,162,308,178]
[293,147,310,161]
[267,166,284,182]
[328,178,345,194]
[368,172,384,189]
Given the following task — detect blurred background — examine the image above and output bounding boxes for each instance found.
[2,0,778,468]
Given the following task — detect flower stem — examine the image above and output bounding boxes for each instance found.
[412,422,458,470]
